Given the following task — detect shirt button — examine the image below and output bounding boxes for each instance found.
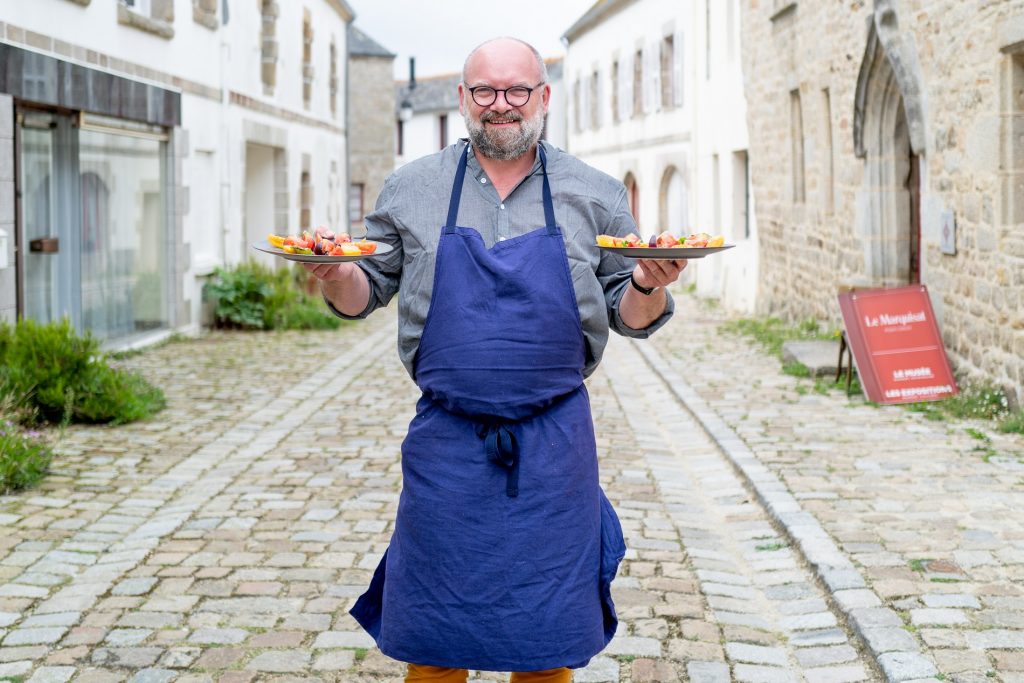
[500,204,505,210]
[480,178,487,184]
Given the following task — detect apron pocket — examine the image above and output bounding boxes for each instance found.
[598,490,625,642]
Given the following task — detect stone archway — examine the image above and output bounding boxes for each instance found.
[853,1,926,286]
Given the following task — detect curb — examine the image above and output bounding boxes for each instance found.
[634,340,939,683]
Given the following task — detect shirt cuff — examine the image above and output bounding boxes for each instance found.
[610,287,675,338]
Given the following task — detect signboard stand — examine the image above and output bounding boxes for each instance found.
[837,285,958,405]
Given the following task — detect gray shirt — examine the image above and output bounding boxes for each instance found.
[333,139,674,379]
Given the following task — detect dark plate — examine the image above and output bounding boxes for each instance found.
[599,244,736,259]
[252,239,393,263]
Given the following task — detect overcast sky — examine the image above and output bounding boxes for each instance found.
[346,0,597,80]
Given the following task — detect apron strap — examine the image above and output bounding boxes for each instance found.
[476,423,519,498]
[445,142,557,230]
[445,143,471,228]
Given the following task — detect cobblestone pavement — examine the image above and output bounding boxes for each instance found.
[7,287,1013,683]
[649,292,1024,683]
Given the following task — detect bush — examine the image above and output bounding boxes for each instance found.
[203,261,342,331]
[0,417,52,493]
[0,319,165,425]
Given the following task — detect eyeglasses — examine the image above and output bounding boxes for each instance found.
[466,83,545,107]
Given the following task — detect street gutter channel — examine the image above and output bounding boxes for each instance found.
[634,340,940,683]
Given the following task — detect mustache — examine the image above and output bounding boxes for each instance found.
[481,111,523,123]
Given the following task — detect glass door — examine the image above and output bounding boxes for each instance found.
[18,110,79,327]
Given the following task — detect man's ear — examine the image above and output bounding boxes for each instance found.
[542,83,552,114]
[458,83,467,116]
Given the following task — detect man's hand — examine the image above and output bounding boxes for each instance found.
[302,262,371,316]
[619,258,687,331]
[632,259,687,290]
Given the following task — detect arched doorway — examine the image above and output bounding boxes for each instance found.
[658,166,688,233]
[854,4,926,286]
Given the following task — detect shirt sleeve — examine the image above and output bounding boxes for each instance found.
[325,173,404,320]
[597,186,675,338]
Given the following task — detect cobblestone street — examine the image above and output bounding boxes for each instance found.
[1,291,1022,682]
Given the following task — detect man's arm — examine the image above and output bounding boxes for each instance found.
[303,262,371,316]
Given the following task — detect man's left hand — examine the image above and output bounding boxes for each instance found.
[633,259,688,290]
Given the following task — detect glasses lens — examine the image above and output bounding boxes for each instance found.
[472,87,496,106]
[506,87,531,106]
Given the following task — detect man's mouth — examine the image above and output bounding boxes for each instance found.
[484,115,521,126]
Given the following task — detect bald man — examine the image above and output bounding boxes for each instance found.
[306,37,686,683]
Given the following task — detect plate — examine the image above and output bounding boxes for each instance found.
[252,239,393,263]
[599,244,735,259]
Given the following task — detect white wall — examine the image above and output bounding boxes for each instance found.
[565,0,759,313]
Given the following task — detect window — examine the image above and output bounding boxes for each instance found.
[633,49,643,118]
[790,89,805,203]
[573,79,582,132]
[439,114,448,150]
[118,0,174,37]
[624,173,639,225]
[260,0,278,93]
[302,10,314,109]
[661,35,675,109]
[1002,49,1024,226]
[348,184,364,231]
[330,38,338,117]
[611,60,620,124]
[589,70,599,129]
[733,151,750,239]
[300,170,312,231]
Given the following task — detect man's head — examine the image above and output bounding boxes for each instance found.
[459,37,551,161]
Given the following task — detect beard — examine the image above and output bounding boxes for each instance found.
[464,106,545,161]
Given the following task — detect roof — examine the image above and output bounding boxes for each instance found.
[561,0,638,43]
[395,72,462,115]
[394,57,565,116]
[348,25,395,58]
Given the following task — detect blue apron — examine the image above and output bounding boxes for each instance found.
[351,143,625,672]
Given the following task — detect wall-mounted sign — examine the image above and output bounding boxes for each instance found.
[940,210,956,255]
[838,285,958,404]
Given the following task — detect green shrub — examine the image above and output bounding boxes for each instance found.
[0,319,165,425]
[0,417,52,493]
[203,261,342,331]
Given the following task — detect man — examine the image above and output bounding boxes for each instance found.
[304,37,686,683]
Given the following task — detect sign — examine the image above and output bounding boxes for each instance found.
[838,285,958,404]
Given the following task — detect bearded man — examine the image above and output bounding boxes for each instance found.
[304,36,687,683]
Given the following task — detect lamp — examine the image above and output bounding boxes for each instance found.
[399,98,413,122]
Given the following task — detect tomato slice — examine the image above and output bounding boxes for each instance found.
[356,240,377,254]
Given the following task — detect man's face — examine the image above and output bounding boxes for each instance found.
[459,41,550,161]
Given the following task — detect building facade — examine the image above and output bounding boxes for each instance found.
[0,0,353,346]
[563,0,758,313]
[394,57,566,171]
[347,24,394,237]
[742,0,1024,401]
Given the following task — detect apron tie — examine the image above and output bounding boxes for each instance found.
[476,423,519,497]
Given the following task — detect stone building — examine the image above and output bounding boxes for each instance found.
[0,0,353,346]
[563,0,759,313]
[743,0,1024,401]
[346,24,394,236]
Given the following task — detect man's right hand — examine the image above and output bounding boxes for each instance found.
[303,262,371,316]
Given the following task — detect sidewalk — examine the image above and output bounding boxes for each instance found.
[0,293,1018,682]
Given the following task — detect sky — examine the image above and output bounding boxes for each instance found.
[346,0,598,80]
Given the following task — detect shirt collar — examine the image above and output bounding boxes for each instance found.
[464,139,549,178]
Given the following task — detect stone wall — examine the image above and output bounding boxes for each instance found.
[348,56,395,227]
[742,0,1024,403]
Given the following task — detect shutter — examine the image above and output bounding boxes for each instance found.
[674,29,685,107]
[652,41,662,113]
[620,51,632,121]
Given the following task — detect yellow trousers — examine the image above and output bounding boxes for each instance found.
[406,663,571,682]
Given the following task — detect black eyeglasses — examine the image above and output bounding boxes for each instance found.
[466,83,545,107]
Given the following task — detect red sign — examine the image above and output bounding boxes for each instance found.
[838,285,958,404]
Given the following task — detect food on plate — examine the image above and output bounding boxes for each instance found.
[596,231,726,249]
[266,226,377,257]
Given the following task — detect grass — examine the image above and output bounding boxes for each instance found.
[354,648,369,663]
[722,314,1024,432]
[756,542,787,551]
